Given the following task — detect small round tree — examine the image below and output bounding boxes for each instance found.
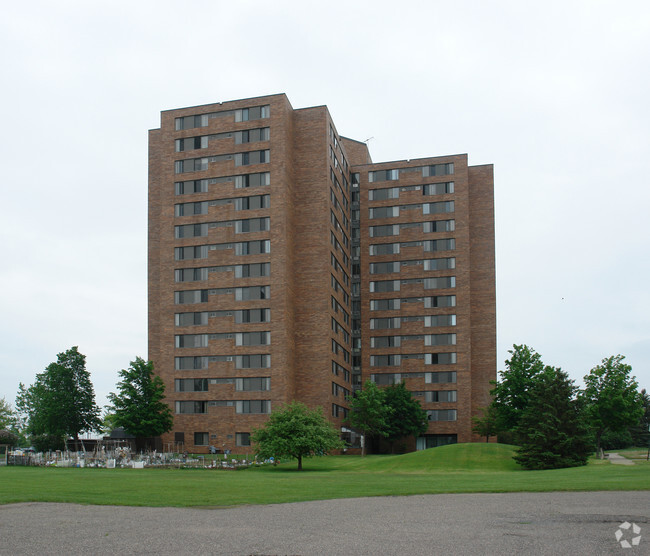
[252,401,344,470]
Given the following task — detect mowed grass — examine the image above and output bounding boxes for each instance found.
[1,443,648,508]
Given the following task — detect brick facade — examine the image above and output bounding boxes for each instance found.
[149,94,495,454]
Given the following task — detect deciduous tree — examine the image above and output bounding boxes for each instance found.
[107,357,173,439]
[491,344,545,439]
[252,401,344,470]
[383,382,428,453]
[16,347,101,447]
[581,355,643,454]
[346,380,389,456]
[472,404,501,443]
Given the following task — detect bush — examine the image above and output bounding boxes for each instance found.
[31,433,65,452]
[0,429,18,446]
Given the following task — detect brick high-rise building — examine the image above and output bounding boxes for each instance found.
[148,93,495,454]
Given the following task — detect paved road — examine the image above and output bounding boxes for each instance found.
[2,491,649,555]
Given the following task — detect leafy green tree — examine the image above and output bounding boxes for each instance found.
[0,397,18,432]
[630,388,650,447]
[383,382,428,452]
[346,380,389,456]
[0,429,19,447]
[107,357,173,439]
[582,355,643,454]
[514,366,592,470]
[491,344,545,439]
[252,401,344,470]
[16,347,101,443]
[472,404,501,443]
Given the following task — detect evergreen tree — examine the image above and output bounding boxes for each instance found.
[514,366,592,470]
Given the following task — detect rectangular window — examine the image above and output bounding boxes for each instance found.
[423,182,454,196]
[370,336,401,348]
[236,432,251,447]
[424,315,457,327]
[369,261,400,275]
[175,401,208,414]
[369,206,399,219]
[235,217,270,233]
[370,298,401,311]
[423,201,454,215]
[234,240,270,255]
[235,172,270,189]
[425,353,457,365]
[234,195,270,211]
[235,354,271,369]
[422,163,454,177]
[369,224,399,238]
[369,187,399,201]
[423,277,456,290]
[235,400,271,414]
[426,371,457,384]
[175,356,209,370]
[424,295,456,308]
[174,290,209,304]
[427,409,457,421]
[234,308,271,323]
[175,378,209,392]
[175,113,209,131]
[369,169,399,182]
[235,331,270,346]
[234,105,270,122]
[194,432,209,445]
[234,150,270,166]
[424,333,457,346]
[174,312,209,326]
[175,334,209,348]
[422,220,455,233]
[369,280,400,293]
[370,317,401,330]
[369,243,400,256]
[235,127,270,144]
[235,377,270,391]
[370,354,401,367]
[175,179,211,195]
[234,263,270,278]
[235,285,270,300]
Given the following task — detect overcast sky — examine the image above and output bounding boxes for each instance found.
[1,0,649,413]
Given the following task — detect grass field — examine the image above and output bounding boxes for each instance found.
[1,444,648,508]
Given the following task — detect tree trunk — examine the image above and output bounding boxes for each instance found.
[485,434,489,443]
[297,455,302,471]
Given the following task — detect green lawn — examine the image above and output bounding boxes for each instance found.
[1,444,648,508]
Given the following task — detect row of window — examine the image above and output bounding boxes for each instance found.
[175,128,269,152]
[175,331,270,348]
[370,315,456,330]
[330,232,349,266]
[369,219,454,237]
[332,339,350,362]
[369,258,456,275]
[331,253,350,285]
[368,163,454,183]
[331,275,350,305]
[182,431,252,447]
[175,216,270,238]
[331,317,350,344]
[174,150,270,174]
[175,194,269,216]
[174,262,270,282]
[332,360,351,383]
[174,285,270,305]
[332,381,351,399]
[175,377,270,392]
[368,201,454,219]
[175,239,270,260]
[370,353,457,366]
[368,182,454,201]
[175,172,271,196]
[370,333,457,347]
[174,105,270,130]
[371,371,456,385]
[331,296,350,324]
[370,295,455,310]
[370,276,455,292]
[176,400,271,414]
[330,211,350,246]
[369,239,455,256]
[175,354,270,370]
[175,309,271,326]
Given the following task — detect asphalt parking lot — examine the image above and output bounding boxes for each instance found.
[1,491,649,555]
